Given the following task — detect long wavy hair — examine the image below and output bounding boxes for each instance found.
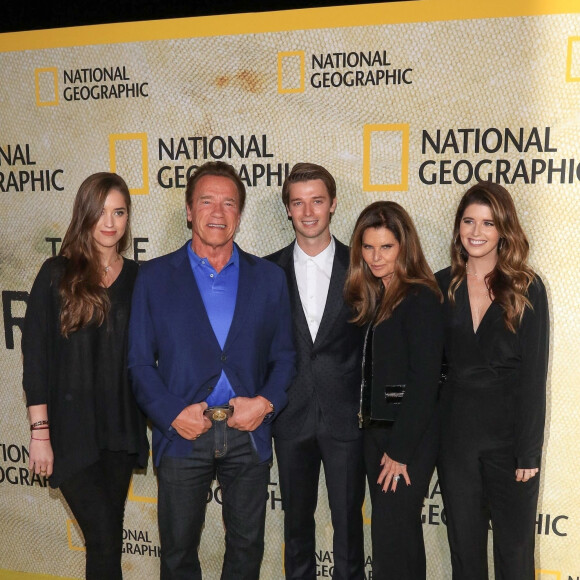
[449,181,534,332]
[58,172,131,337]
[345,201,441,326]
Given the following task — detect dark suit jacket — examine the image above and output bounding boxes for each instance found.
[128,241,296,465]
[265,238,365,441]
[369,284,444,464]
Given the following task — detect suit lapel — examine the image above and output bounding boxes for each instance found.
[170,242,222,351]
[223,245,256,350]
[278,242,313,348]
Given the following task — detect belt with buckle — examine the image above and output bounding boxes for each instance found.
[203,405,234,422]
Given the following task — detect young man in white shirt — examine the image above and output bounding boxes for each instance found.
[266,163,365,580]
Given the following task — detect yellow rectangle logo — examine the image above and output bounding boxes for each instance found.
[109,133,149,195]
[66,519,85,552]
[278,51,305,93]
[363,123,409,191]
[35,67,58,107]
[536,571,561,580]
[566,37,580,82]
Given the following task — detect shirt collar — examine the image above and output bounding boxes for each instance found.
[187,241,239,271]
[293,235,335,270]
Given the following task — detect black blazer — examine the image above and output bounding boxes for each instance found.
[265,238,365,441]
[368,284,444,464]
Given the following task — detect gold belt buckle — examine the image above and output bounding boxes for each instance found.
[212,409,227,421]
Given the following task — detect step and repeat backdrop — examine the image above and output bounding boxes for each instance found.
[1,1,579,578]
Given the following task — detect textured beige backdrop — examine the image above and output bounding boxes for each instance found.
[1,3,579,579]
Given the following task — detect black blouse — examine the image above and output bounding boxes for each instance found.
[436,267,549,469]
[22,256,149,488]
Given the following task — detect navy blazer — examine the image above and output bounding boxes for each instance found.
[128,241,296,465]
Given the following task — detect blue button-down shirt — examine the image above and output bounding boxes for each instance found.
[187,243,239,405]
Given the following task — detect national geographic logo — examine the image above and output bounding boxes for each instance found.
[35,65,149,106]
[419,126,580,186]
[309,550,373,579]
[0,443,48,487]
[362,125,580,192]
[127,472,282,512]
[363,123,409,192]
[122,528,161,557]
[278,50,413,93]
[0,144,64,193]
[157,133,290,189]
[67,522,161,557]
[421,479,570,538]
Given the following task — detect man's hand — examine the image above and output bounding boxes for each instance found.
[171,402,212,440]
[228,396,272,431]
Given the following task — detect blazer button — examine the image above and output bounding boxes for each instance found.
[221,354,227,361]
[310,353,317,360]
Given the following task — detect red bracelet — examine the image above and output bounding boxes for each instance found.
[31,425,50,431]
[31,437,50,441]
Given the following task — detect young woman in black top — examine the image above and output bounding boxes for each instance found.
[436,181,549,579]
[345,201,443,579]
[22,172,149,580]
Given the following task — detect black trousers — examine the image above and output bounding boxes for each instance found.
[438,384,540,580]
[157,425,270,580]
[59,450,137,580]
[363,415,438,580]
[438,441,539,580]
[274,401,366,580]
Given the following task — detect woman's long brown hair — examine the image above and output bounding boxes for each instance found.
[344,201,441,326]
[449,181,534,332]
[58,172,131,337]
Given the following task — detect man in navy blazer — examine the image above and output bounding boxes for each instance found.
[128,161,295,580]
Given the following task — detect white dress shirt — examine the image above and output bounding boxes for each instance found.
[293,237,335,342]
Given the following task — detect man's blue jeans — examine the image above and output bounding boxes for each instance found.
[157,424,270,580]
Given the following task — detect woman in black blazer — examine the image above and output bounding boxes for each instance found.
[436,181,549,579]
[345,201,444,579]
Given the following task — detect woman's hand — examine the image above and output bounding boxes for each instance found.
[28,405,53,477]
[377,452,411,492]
[515,468,538,482]
[29,436,54,478]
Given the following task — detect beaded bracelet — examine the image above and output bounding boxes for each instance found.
[30,420,49,430]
